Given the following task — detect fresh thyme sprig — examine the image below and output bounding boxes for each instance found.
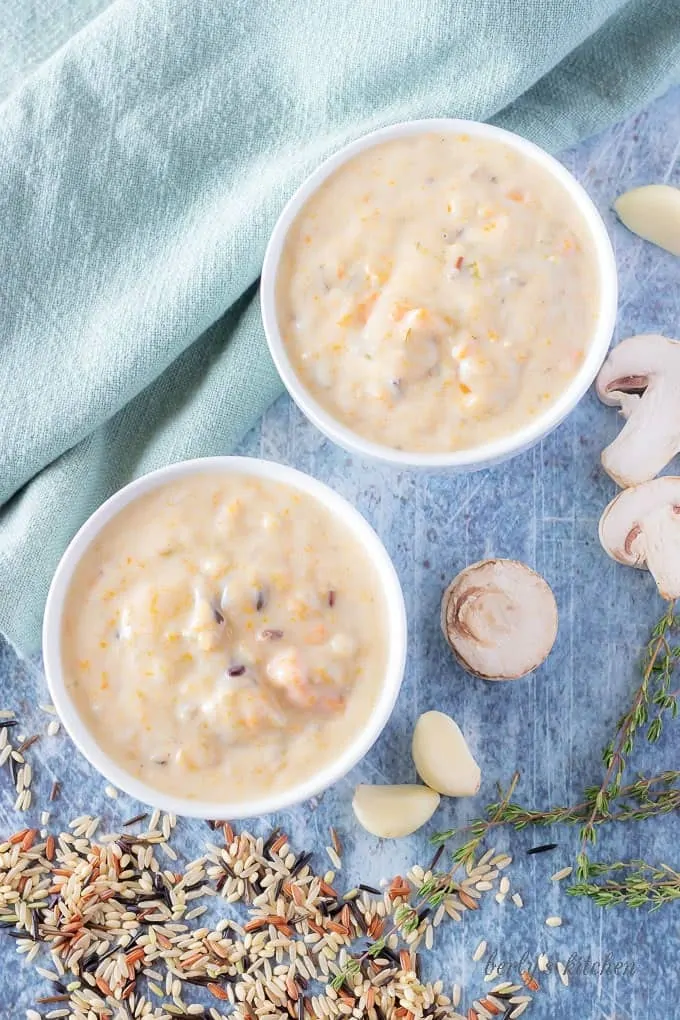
[430,770,679,847]
[577,600,678,873]
[567,861,680,909]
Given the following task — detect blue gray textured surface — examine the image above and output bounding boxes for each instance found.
[1,86,679,1018]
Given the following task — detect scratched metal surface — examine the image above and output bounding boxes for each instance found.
[1,86,679,1020]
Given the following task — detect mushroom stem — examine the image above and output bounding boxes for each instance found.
[638,504,680,601]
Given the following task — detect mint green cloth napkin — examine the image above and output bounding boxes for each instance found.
[1,0,679,654]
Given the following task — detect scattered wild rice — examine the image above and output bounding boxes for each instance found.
[46,720,60,737]
[0,712,562,1020]
[545,915,562,927]
[550,866,573,883]
[537,953,549,972]
[472,939,488,962]
[512,892,524,908]
[326,845,342,870]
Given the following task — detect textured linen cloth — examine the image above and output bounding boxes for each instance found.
[1,0,679,654]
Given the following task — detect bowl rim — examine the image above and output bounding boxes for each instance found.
[261,116,619,468]
[42,456,407,818]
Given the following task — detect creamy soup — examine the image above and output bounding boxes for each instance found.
[61,473,387,803]
[276,132,600,452]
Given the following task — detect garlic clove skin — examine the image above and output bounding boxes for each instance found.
[412,711,481,797]
[614,184,680,257]
[441,559,558,680]
[352,784,440,839]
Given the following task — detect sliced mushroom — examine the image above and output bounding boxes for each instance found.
[352,784,440,839]
[613,184,680,257]
[412,711,481,797]
[441,559,558,680]
[599,477,680,600]
[596,334,680,487]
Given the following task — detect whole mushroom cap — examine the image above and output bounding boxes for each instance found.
[441,559,558,681]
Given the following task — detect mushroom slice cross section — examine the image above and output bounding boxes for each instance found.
[596,334,680,487]
[599,477,680,601]
[441,559,558,680]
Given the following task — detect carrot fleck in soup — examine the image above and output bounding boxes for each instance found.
[61,473,387,803]
[276,132,600,452]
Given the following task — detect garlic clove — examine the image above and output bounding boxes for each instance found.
[412,710,481,797]
[613,184,680,257]
[352,784,440,839]
[441,559,558,680]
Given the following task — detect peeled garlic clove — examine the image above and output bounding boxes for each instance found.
[614,184,680,257]
[352,784,440,839]
[412,710,481,797]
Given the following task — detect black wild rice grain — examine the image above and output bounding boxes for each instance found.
[427,845,444,872]
[273,876,285,900]
[255,590,266,611]
[0,719,18,729]
[348,900,366,931]
[122,812,148,827]
[260,629,283,640]
[328,590,336,607]
[212,606,225,625]
[228,665,246,677]
[49,781,61,801]
[290,851,312,877]
[526,843,558,855]
[263,827,280,855]
[358,883,381,895]
[17,734,40,753]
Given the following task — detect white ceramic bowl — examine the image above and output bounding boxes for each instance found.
[261,118,618,470]
[42,456,407,818]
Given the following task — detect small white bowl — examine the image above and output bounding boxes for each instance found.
[42,456,407,818]
[261,118,618,470]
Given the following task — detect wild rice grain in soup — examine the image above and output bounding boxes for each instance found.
[61,474,387,803]
[276,132,600,452]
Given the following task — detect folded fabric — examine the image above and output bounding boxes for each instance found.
[1,0,679,655]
